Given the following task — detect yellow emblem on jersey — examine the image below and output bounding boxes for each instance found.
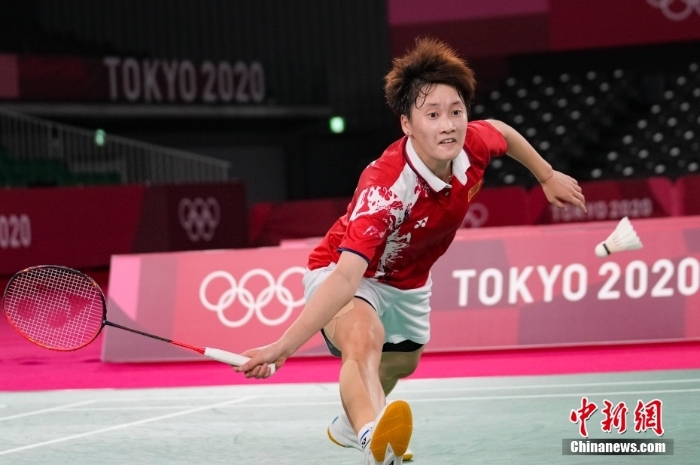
[468,180,483,202]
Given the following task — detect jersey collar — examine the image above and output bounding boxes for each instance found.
[405,136,469,191]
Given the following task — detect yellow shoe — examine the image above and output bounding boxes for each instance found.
[327,409,414,461]
[367,400,413,464]
[327,412,357,448]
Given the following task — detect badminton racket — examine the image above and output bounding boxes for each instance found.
[2,265,275,374]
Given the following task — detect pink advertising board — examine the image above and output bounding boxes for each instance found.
[0,182,247,275]
[387,0,548,26]
[428,216,700,350]
[677,175,700,216]
[103,247,325,362]
[529,177,678,225]
[103,216,700,362]
[389,0,700,59]
[461,185,530,229]
[250,186,530,247]
[549,0,700,51]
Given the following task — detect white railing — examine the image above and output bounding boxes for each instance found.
[0,110,230,186]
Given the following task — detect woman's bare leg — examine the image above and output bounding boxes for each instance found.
[324,297,386,433]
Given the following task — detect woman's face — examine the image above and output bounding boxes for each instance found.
[401,83,468,174]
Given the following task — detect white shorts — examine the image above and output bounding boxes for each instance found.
[302,263,432,347]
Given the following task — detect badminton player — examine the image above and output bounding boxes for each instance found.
[236,37,587,464]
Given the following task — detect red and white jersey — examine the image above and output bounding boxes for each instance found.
[308,120,508,290]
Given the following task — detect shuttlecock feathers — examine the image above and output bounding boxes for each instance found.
[595,217,643,257]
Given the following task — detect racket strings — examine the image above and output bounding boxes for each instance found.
[4,267,104,350]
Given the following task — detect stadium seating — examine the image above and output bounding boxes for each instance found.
[0,144,121,188]
[475,62,700,187]
[1,62,697,192]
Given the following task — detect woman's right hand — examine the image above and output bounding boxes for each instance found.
[234,342,288,379]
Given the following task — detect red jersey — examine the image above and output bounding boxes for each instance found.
[308,120,508,290]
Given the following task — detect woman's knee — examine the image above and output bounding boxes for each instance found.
[330,299,384,358]
[340,324,384,360]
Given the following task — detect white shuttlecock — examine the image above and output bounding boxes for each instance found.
[595,217,643,257]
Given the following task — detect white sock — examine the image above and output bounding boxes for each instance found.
[358,422,373,451]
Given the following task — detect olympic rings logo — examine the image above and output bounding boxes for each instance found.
[647,0,700,21]
[461,203,489,228]
[199,268,306,328]
[179,197,220,242]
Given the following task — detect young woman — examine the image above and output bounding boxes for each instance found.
[236,38,586,465]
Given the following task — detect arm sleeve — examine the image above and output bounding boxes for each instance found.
[467,120,509,163]
[337,185,404,263]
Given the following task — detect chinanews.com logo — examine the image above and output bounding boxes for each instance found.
[562,397,674,455]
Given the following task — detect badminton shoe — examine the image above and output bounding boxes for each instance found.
[363,400,413,465]
[327,410,414,461]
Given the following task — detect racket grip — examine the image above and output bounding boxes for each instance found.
[203,348,276,375]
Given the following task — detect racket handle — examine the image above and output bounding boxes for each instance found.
[203,348,276,375]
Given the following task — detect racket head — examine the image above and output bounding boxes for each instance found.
[2,265,106,351]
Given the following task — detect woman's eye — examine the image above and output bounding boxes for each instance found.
[453,109,462,115]
[428,112,438,118]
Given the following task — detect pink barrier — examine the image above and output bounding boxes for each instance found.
[104,247,320,362]
[250,198,350,247]
[252,178,696,245]
[462,185,530,228]
[389,0,700,59]
[252,187,530,247]
[429,217,700,350]
[677,175,700,216]
[103,216,700,362]
[388,0,548,25]
[390,10,549,60]
[0,183,247,275]
[549,0,700,51]
[529,177,677,225]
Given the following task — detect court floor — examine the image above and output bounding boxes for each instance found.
[1,369,698,464]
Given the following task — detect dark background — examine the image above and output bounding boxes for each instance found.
[1,0,699,202]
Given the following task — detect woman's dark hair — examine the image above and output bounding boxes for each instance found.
[384,37,476,118]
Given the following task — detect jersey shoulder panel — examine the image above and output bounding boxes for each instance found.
[465,120,508,166]
[356,138,408,188]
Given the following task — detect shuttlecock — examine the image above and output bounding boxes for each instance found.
[595,217,643,257]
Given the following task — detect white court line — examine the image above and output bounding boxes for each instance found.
[66,406,209,411]
[10,376,698,416]
[395,377,700,394]
[90,377,700,403]
[63,387,700,412]
[408,387,700,402]
[0,400,96,422]
[0,396,257,457]
[215,387,700,406]
[66,401,341,411]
